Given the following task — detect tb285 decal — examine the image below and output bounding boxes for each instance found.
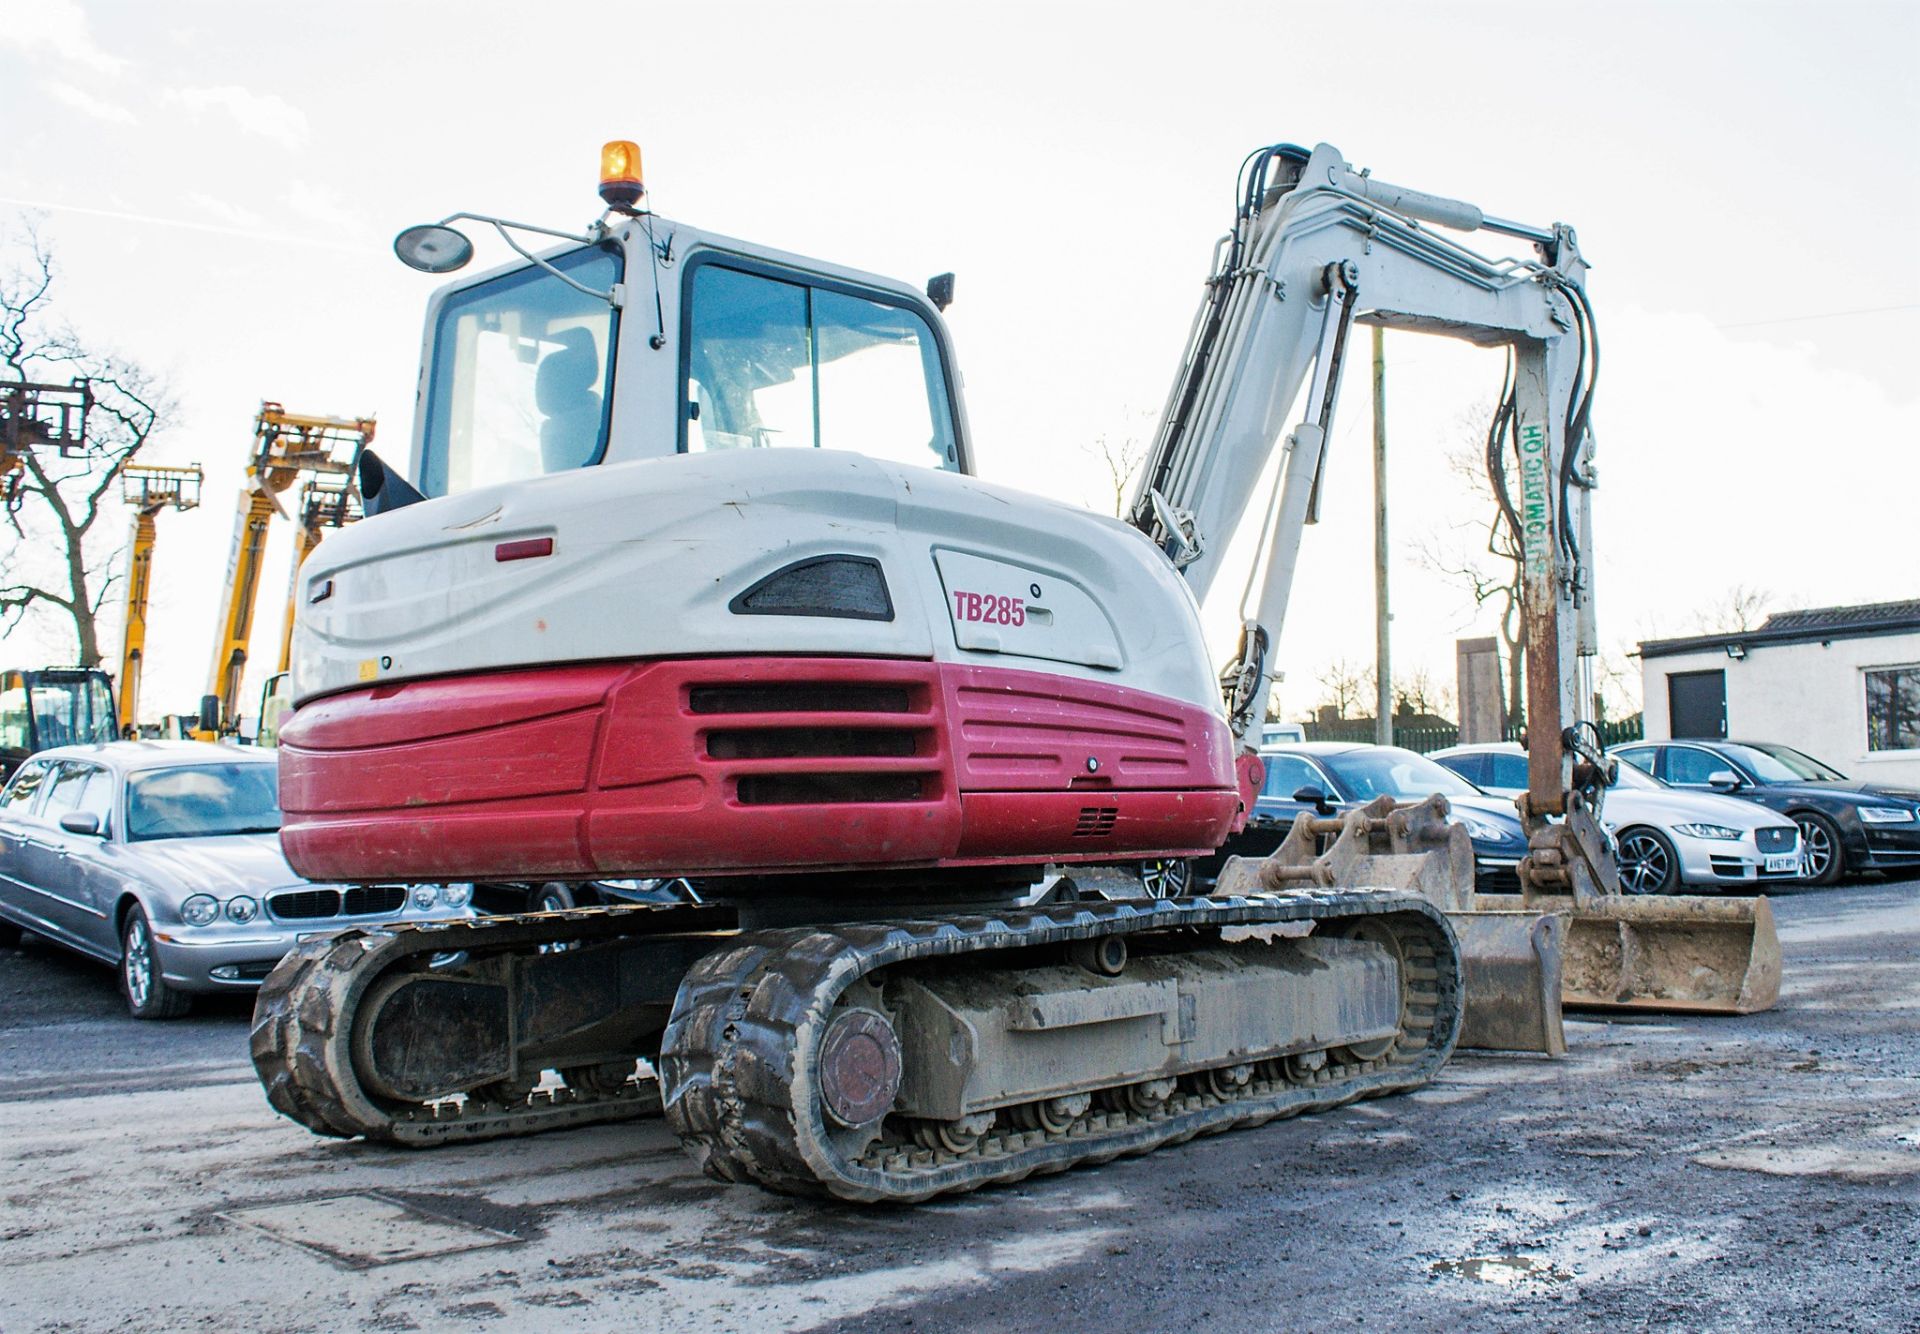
[951,590,1026,627]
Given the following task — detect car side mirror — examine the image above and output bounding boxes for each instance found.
[58,811,101,836]
[1292,785,1336,815]
[1707,770,1742,791]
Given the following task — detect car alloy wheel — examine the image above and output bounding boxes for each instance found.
[1140,859,1194,899]
[1616,828,1678,895]
[1793,814,1841,886]
[123,915,153,1009]
[119,904,190,1019]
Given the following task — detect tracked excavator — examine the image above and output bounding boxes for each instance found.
[253,141,1775,1202]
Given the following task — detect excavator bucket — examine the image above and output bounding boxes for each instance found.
[1214,795,1568,1056]
[1510,798,1782,1016]
[1552,893,1782,1014]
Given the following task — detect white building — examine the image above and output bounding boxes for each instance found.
[1639,599,1920,787]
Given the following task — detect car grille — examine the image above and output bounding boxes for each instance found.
[268,885,408,920]
[1476,864,1523,895]
[1754,827,1796,853]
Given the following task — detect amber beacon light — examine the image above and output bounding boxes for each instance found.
[599,140,645,211]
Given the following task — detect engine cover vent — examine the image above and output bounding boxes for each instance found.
[1073,806,1119,837]
[730,555,893,621]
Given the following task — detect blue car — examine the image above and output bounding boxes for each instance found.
[1197,742,1530,891]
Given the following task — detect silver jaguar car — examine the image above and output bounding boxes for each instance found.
[0,741,473,1018]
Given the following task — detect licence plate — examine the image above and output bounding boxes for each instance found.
[1765,853,1799,873]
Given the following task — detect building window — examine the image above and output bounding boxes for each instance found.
[1865,666,1920,752]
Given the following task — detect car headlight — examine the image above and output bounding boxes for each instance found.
[1456,816,1515,844]
[411,884,438,910]
[1673,823,1742,840]
[439,882,472,908]
[1859,805,1919,825]
[181,894,219,926]
[225,896,259,923]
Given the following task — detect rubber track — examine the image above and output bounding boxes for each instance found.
[249,906,701,1146]
[660,889,1459,1202]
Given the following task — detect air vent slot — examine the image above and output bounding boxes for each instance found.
[690,683,913,715]
[708,728,918,760]
[1072,806,1119,837]
[730,555,893,621]
[737,773,925,805]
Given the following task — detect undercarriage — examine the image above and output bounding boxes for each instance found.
[253,887,1460,1202]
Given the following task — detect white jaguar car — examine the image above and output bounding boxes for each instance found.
[1431,741,1804,893]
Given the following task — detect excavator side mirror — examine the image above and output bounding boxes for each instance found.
[926,272,955,311]
[360,450,426,517]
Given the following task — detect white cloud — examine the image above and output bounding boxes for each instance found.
[279,179,369,240]
[184,191,266,232]
[0,0,127,75]
[168,85,310,148]
[42,78,136,125]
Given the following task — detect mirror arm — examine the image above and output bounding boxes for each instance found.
[435,213,625,309]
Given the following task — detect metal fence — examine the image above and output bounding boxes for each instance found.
[1298,715,1644,755]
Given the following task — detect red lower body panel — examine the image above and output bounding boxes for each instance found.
[278,657,1238,881]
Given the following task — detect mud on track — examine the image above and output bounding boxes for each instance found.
[1,877,1914,1332]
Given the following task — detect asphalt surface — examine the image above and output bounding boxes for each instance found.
[1,877,1915,1333]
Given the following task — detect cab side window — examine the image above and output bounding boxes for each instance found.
[684,264,959,472]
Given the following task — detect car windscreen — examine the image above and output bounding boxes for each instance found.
[125,764,281,841]
[1721,743,1846,784]
[1318,749,1480,802]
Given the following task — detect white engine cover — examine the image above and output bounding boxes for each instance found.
[291,450,1223,720]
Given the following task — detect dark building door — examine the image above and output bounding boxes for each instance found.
[1669,670,1727,739]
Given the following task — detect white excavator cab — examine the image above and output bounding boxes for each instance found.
[400,223,968,501]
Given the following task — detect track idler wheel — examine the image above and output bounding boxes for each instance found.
[1009,1093,1092,1135]
[910,1112,996,1154]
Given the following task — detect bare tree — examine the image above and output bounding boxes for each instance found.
[1085,431,1145,518]
[1,223,169,667]
[1313,657,1368,720]
[1694,584,1771,635]
[1413,411,1525,726]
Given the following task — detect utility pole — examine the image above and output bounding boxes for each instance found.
[1372,326,1391,746]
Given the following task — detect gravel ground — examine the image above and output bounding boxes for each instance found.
[0,876,1914,1332]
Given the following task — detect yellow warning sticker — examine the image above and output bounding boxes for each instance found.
[358,660,379,681]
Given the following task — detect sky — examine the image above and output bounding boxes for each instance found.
[1,0,1915,727]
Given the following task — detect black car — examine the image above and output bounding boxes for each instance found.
[1196,743,1531,891]
[1610,739,1920,886]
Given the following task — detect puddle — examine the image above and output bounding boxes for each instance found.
[1429,1254,1570,1286]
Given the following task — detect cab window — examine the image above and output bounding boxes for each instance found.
[418,245,624,497]
[683,263,958,472]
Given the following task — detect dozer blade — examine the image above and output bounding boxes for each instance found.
[1214,794,1568,1056]
[1553,893,1782,1015]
